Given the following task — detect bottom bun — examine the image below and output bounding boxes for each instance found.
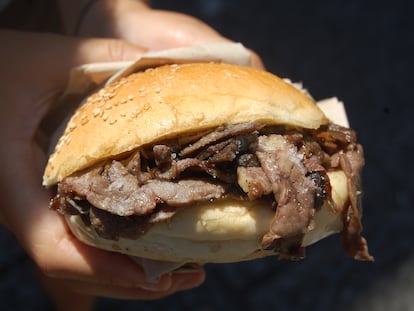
[66,170,348,263]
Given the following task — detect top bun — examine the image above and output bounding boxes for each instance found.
[43,63,328,186]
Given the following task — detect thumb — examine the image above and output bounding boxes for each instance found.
[1,30,147,92]
[72,37,147,66]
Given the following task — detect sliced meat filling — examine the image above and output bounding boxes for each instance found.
[50,122,371,260]
[255,135,317,258]
[57,161,227,217]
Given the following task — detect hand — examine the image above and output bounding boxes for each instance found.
[68,0,265,69]
[0,30,205,307]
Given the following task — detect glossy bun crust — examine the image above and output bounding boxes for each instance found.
[43,63,328,186]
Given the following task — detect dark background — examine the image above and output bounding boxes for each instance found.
[1,0,413,310]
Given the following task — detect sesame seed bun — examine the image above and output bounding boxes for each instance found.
[43,63,362,268]
[43,63,328,186]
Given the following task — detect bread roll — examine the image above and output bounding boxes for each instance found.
[44,63,372,267]
[44,63,327,186]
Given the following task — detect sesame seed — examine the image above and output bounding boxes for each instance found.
[128,94,134,101]
[93,108,102,117]
[103,91,115,100]
[131,108,140,118]
[94,96,104,104]
[56,140,63,149]
[102,112,108,121]
[68,122,77,130]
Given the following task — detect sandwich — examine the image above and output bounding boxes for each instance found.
[43,63,373,273]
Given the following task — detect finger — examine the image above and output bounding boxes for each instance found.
[47,269,205,300]
[24,204,203,291]
[73,37,147,65]
[0,30,147,91]
[37,256,205,300]
[0,31,148,133]
[249,49,266,70]
[117,9,230,50]
[36,270,96,311]
[2,167,169,296]
[10,175,204,298]
[26,211,169,290]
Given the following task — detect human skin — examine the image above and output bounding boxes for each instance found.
[57,0,264,68]
[0,30,205,310]
[0,1,264,310]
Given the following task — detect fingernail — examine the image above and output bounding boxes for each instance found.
[173,270,206,291]
[136,275,172,291]
[173,263,204,274]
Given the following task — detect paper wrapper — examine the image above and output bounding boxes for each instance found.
[65,42,252,95]
[46,42,350,281]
